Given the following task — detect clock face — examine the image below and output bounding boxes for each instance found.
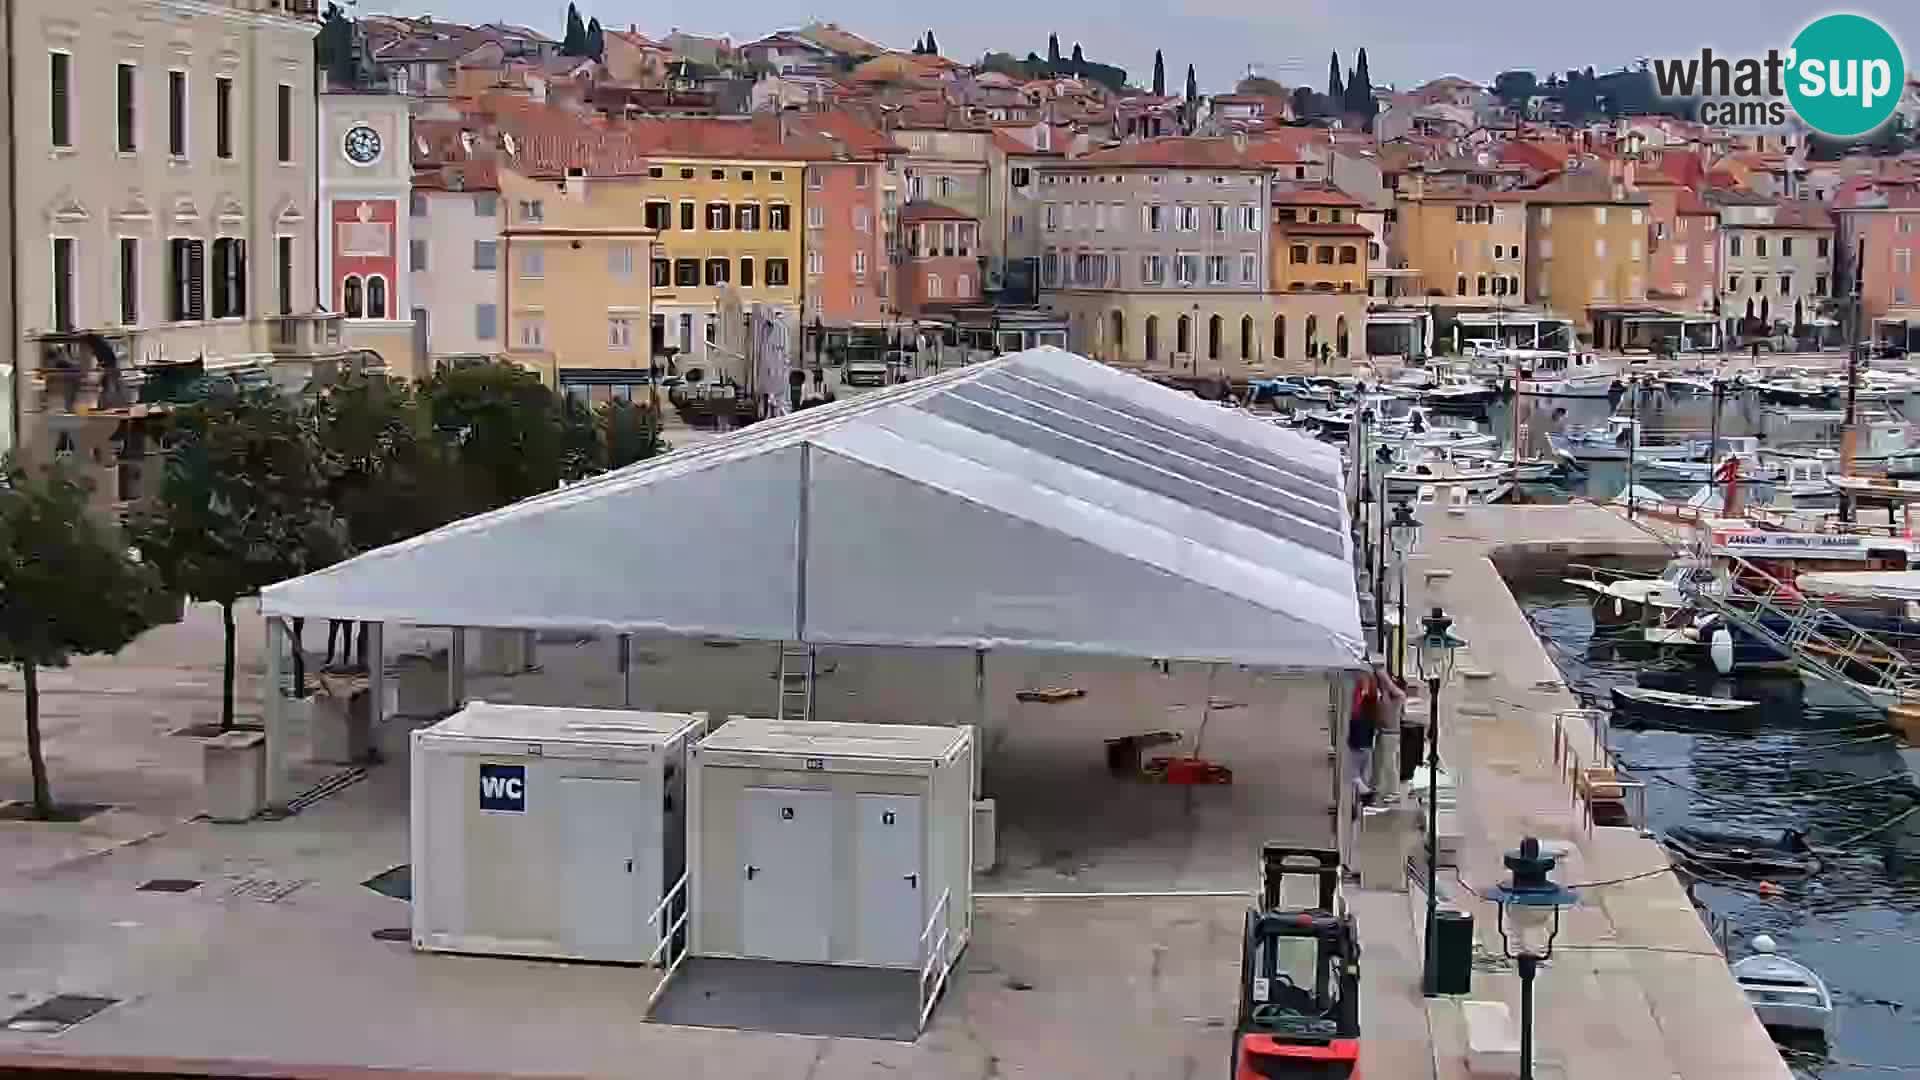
[344,125,382,165]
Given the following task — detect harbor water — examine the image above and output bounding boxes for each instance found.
[1511,568,1920,1079]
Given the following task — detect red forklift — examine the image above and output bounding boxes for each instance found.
[1232,845,1361,1079]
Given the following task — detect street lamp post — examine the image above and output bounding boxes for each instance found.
[1416,605,1464,998]
[1388,501,1421,679]
[1489,836,1580,1080]
[1373,443,1393,654]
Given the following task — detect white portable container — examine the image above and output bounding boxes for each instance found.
[409,701,705,964]
[688,717,974,973]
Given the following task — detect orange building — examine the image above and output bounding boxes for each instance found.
[897,204,983,315]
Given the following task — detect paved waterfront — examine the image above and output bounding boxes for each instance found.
[1357,503,1792,1080]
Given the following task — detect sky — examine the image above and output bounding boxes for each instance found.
[382,0,1920,95]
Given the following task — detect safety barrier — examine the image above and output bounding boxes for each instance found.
[917,888,956,1032]
[643,871,692,1011]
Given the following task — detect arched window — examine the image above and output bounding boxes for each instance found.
[1111,311,1125,358]
[1145,315,1160,362]
[1274,315,1286,359]
[1177,314,1191,355]
[1241,315,1254,360]
[1305,314,1319,359]
[1207,314,1223,360]
[367,275,388,319]
[343,275,364,318]
[1336,315,1350,359]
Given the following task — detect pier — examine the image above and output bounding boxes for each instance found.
[1353,502,1792,1079]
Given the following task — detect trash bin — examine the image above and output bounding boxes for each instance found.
[1401,723,1427,783]
[1433,907,1474,995]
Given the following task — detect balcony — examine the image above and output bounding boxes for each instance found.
[267,312,346,359]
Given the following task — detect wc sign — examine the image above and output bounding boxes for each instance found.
[478,763,526,812]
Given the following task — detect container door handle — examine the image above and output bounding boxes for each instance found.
[625,859,633,874]
[904,873,918,888]
[746,865,759,880]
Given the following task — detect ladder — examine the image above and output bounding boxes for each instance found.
[776,642,816,722]
[1681,553,1920,708]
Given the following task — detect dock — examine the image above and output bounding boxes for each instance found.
[1354,502,1792,1080]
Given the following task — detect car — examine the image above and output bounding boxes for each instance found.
[843,362,889,387]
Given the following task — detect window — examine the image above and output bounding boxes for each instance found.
[706,258,730,285]
[1177,253,1199,285]
[1595,207,1609,225]
[519,315,543,349]
[1043,249,1059,286]
[1146,204,1165,232]
[855,169,868,189]
[342,275,362,317]
[958,273,971,295]
[710,168,725,181]
[1012,214,1025,235]
[1538,207,1553,227]
[609,245,634,278]
[52,238,76,331]
[1730,235,1743,257]
[207,237,247,318]
[277,84,293,163]
[1315,246,1334,265]
[680,167,694,180]
[366,275,387,319]
[215,76,234,159]
[1631,239,1643,260]
[769,204,791,231]
[1756,237,1768,258]
[1896,249,1913,273]
[1142,254,1164,284]
[1274,315,1285,358]
[1818,237,1831,258]
[1178,205,1199,231]
[609,317,633,349]
[169,238,205,320]
[50,52,71,148]
[1673,244,1689,265]
[277,236,294,315]
[474,192,497,216]
[1206,255,1228,284]
[1903,216,1916,235]
[1338,246,1357,265]
[117,64,137,153]
[410,238,427,271]
[651,258,670,286]
[1241,253,1258,284]
[707,202,732,231]
[770,170,784,182]
[648,166,664,179]
[1779,274,1792,295]
[475,303,497,340]
[938,176,953,198]
[806,205,825,229]
[410,191,428,217]
[1816,274,1829,295]
[1242,205,1261,232]
[855,207,871,232]
[519,248,544,279]
[1045,204,1061,231]
[806,251,823,277]
[1899,285,1913,305]
[1212,205,1229,232]
[472,241,497,270]
[766,258,790,286]
[519,200,545,223]
[674,258,699,286]
[1729,275,1741,294]
[1207,314,1222,360]
[1011,167,1031,187]
[679,201,696,230]
[739,257,754,287]
[168,70,187,156]
[806,166,822,190]
[737,204,760,231]
[1290,245,1309,265]
[1456,274,1467,296]
[1781,237,1795,257]
[1477,274,1488,296]
[644,201,671,230]
[854,251,868,278]
[1176,315,1191,354]
[927,274,943,298]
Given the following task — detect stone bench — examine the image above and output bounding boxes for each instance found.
[1461,999,1521,1078]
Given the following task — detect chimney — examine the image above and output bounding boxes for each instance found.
[1231,130,1248,154]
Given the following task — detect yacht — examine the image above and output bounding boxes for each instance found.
[1511,351,1622,398]
[1548,417,1706,464]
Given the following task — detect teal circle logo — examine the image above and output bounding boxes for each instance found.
[1786,14,1905,138]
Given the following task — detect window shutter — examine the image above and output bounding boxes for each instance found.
[187,240,206,320]
[210,240,228,318]
[232,239,247,316]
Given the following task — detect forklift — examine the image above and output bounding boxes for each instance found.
[1232,845,1361,1079]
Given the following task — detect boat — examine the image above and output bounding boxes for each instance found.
[1770,453,1836,498]
[1421,375,1502,410]
[1610,685,1762,722]
[1754,371,1838,408]
[1510,351,1623,398]
[1733,935,1835,1039]
[1386,454,1512,501]
[1548,417,1706,464]
[1641,437,1781,483]
[1662,824,1820,877]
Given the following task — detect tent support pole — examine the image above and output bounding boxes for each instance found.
[1332,673,1355,874]
[619,633,632,708]
[264,616,289,809]
[972,646,988,798]
[794,443,812,642]
[366,622,386,730]
[447,628,467,709]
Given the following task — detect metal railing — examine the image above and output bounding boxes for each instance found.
[1552,708,1648,833]
[916,887,955,1032]
[643,870,692,1011]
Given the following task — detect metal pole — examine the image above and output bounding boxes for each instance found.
[1519,954,1538,1080]
[1422,672,1441,997]
[1626,380,1638,521]
[1396,559,1408,681]
[1707,377,1721,503]
[1375,465,1389,653]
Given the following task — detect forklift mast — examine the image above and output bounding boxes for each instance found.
[1233,845,1362,1078]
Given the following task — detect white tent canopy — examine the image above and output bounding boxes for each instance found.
[262,347,1365,670]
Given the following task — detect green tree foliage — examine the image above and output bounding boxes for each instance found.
[1350,48,1373,113]
[1291,86,1320,120]
[419,362,574,516]
[314,3,357,88]
[585,17,605,60]
[1327,51,1344,103]
[1153,50,1166,96]
[130,390,348,731]
[562,3,588,56]
[0,463,164,818]
[1493,70,1540,109]
[1048,34,1061,65]
[1071,43,1083,65]
[311,373,458,553]
[1237,74,1285,97]
[597,400,666,470]
[926,31,939,56]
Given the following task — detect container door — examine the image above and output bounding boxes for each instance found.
[852,792,924,968]
[559,777,651,957]
[741,786,833,963]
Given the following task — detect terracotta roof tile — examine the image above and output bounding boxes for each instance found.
[1073,136,1269,169]
[899,202,977,222]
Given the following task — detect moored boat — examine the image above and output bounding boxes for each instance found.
[1732,935,1835,1040]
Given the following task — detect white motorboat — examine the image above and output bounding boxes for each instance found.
[1564,557,1721,618]
[1422,375,1501,409]
[1386,454,1512,500]
[1610,685,1761,715]
[1732,936,1834,1039]
[1640,437,1781,482]
[1509,350,1622,398]
[1768,453,1837,498]
[1548,417,1706,464]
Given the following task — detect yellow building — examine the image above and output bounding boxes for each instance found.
[497,166,656,403]
[1390,176,1528,303]
[1521,174,1652,336]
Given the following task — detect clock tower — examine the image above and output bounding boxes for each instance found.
[319,93,413,341]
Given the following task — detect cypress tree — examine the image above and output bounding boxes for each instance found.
[585,17,605,61]
[561,3,587,56]
[1153,50,1166,95]
[1048,33,1061,65]
[1327,51,1344,103]
[926,31,939,56]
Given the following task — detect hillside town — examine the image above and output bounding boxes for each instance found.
[10,2,1920,1079]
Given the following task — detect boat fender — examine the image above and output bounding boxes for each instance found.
[1710,628,1735,676]
[1613,596,1624,618]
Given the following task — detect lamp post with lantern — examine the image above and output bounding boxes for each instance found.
[1417,605,1464,998]
[1489,836,1579,1080]
[1388,501,1421,679]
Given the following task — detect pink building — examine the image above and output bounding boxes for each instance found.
[804,113,899,331]
[1832,178,1920,346]
[896,203,982,316]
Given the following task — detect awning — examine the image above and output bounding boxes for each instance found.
[1798,571,1920,602]
[262,348,1366,670]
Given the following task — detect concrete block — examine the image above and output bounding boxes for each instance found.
[1356,803,1411,890]
[468,628,535,676]
[1458,668,1495,716]
[203,730,267,823]
[311,689,373,765]
[394,649,451,718]
[973,798,997,872]
[1461,999,1521,1077]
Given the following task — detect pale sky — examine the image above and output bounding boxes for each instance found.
[381,0,1920,95]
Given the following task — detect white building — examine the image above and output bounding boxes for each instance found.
[409,162,503,362]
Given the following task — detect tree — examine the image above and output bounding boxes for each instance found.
[1185,63,1198,106]
[1237,74,1285,97]
[585,17,605,60]
[419,361,572,517]
[1048,33,1061,66]
[1351,49,1373,109]
[561,3,587,57]
[925,31,939,56]
[597,400,666,470]
[1327,51,1344,104]
[312,373,458,554]
[130,390,348,732]
[1071,43,1084,66]
[1153,50,1166,95]
[1291,86,1320,120]
[0,463,164,819]
[1493,70,1540,109]
[314,3,357,89]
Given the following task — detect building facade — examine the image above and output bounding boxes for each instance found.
[1833,181,1920,342]
[1715,194,1834,337]
[409,163,502,362]
[1523,187,1651,336]
[897,204,983,316]
[319,92,420,377]
[1390,179,1528,305]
